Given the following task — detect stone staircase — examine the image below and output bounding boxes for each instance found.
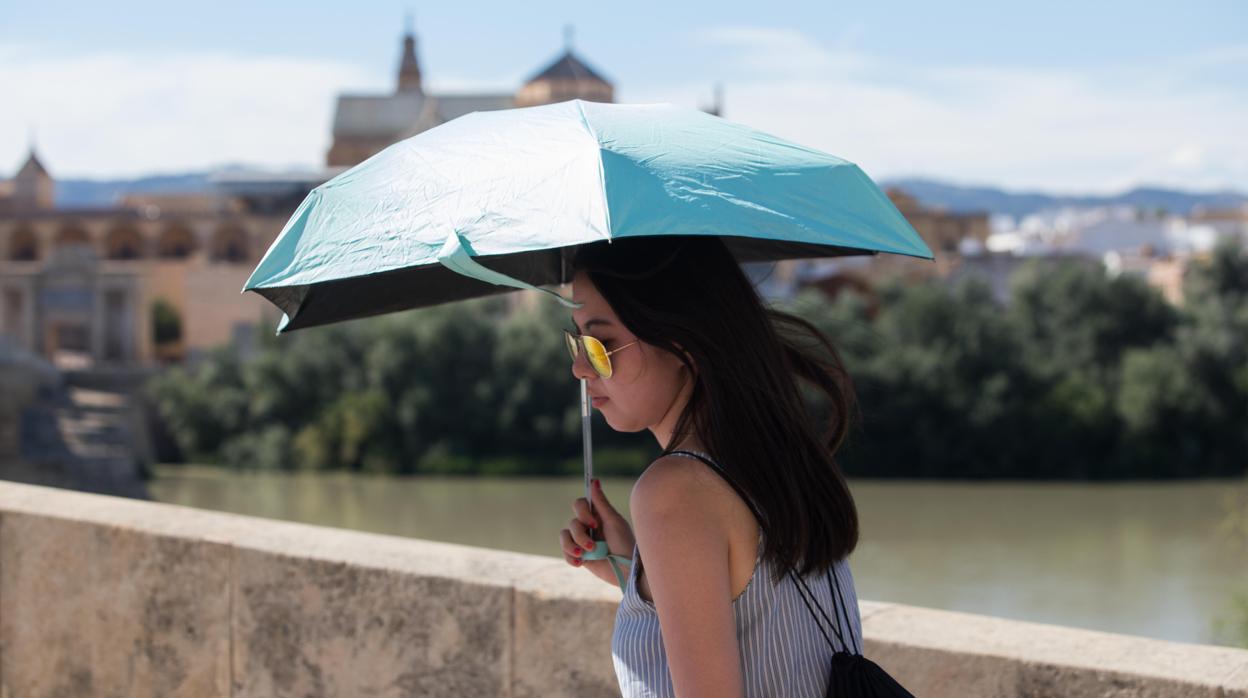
[12,369,151,499]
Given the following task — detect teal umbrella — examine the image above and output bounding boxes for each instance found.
[243,99,931,330]
[243,99,932,585]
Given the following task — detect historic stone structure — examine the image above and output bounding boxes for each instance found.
[0,155,290,366]
[0,149,54,214]
[327,25,616,168]
[0,27,634,368]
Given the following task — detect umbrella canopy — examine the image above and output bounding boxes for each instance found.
[243,99,932,333]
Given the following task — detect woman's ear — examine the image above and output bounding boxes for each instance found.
[675,343,698,377]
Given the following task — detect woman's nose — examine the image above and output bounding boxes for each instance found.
[570,349,597,381]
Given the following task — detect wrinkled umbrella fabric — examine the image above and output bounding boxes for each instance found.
[243,99,932,333]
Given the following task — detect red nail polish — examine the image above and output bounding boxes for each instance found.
[573,558,582,566]
[573,547,582,556]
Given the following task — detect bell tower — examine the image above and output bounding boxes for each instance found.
[397,12,423,94]
[12,143,54,211]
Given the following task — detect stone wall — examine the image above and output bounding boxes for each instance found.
[0,480,1244,697]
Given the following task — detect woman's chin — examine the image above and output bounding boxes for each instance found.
[602,415,651,435]
[599,410,630,431]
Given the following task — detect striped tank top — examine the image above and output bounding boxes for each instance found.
[611,450,863,697]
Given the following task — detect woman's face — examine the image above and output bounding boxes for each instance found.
[568,270,693,442]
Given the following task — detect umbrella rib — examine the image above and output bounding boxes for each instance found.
[573,100,613,236]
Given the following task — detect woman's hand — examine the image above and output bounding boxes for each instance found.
[560,478,635,586]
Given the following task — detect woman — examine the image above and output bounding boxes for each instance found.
[558,235,865,698]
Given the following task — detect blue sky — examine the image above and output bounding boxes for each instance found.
[2,0,1245,193]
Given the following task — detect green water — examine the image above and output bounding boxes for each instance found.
[149,465,1248,648]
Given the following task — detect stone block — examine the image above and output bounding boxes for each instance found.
[0,510,231,697]
[512,564,621,698]
[230,545,511,697]
[863,603,1248,698]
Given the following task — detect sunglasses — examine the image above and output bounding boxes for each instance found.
[563,329,639,379]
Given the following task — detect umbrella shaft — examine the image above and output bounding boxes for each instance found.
[581,379,595,518]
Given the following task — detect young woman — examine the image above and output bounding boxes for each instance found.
[557,235,864,698]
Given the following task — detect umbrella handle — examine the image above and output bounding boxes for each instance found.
[580,545,632,590]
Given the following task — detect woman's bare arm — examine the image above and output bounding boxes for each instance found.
[631,457,744,698]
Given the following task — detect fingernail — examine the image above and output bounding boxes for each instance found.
[592,478,600,489]
[572,559,582,566]
[573,547,582,556]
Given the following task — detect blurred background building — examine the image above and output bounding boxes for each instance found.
[328,26,616,167]
[0,25,638,370]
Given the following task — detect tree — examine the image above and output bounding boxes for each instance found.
[151,298,182,346]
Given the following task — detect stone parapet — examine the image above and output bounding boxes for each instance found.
[0,480,1244,697]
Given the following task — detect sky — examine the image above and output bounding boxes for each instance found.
[1,0,1245,195]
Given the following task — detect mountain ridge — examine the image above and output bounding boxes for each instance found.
[879,177,1247,218]
[31,168,1248,219]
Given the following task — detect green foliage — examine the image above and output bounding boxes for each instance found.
[1111,239,1248,477]
[146,346,248,462]
[148,241,1248,479]
[147,294,649,473]
[150,298,182,345]
[777,242,1247,480]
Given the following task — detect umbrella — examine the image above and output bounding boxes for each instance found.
[242,99,933,584]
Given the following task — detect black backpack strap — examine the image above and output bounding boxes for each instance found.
[828,561,862,655]
[788,568,850,653]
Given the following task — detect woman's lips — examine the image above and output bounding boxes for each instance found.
[591,396,608,407]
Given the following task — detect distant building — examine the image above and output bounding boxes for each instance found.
[876,188,991,279]
[1,25,720,366]
[1103,246,1191,306]
[1189,204,1248,244]
[945,251,1102,306]
[327,25,617,168]
[0,150,54,215]
[975,204,1248,306]
[0,151,295,367]
[782,189,991,306]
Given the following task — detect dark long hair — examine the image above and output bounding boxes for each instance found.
[569,235,860,580]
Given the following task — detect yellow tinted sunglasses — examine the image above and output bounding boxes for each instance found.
[563,329,639,379]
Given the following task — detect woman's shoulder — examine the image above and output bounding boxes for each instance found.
[634,450,725,492]
[630,452,750,527]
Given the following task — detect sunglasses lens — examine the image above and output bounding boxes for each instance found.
[582,335,613,378]
[564,331,578,360]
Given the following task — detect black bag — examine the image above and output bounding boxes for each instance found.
[787,564,916,697]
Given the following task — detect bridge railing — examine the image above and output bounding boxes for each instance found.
[0,480,1244,697]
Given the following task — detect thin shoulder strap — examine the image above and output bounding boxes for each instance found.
[665,449,765,525]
